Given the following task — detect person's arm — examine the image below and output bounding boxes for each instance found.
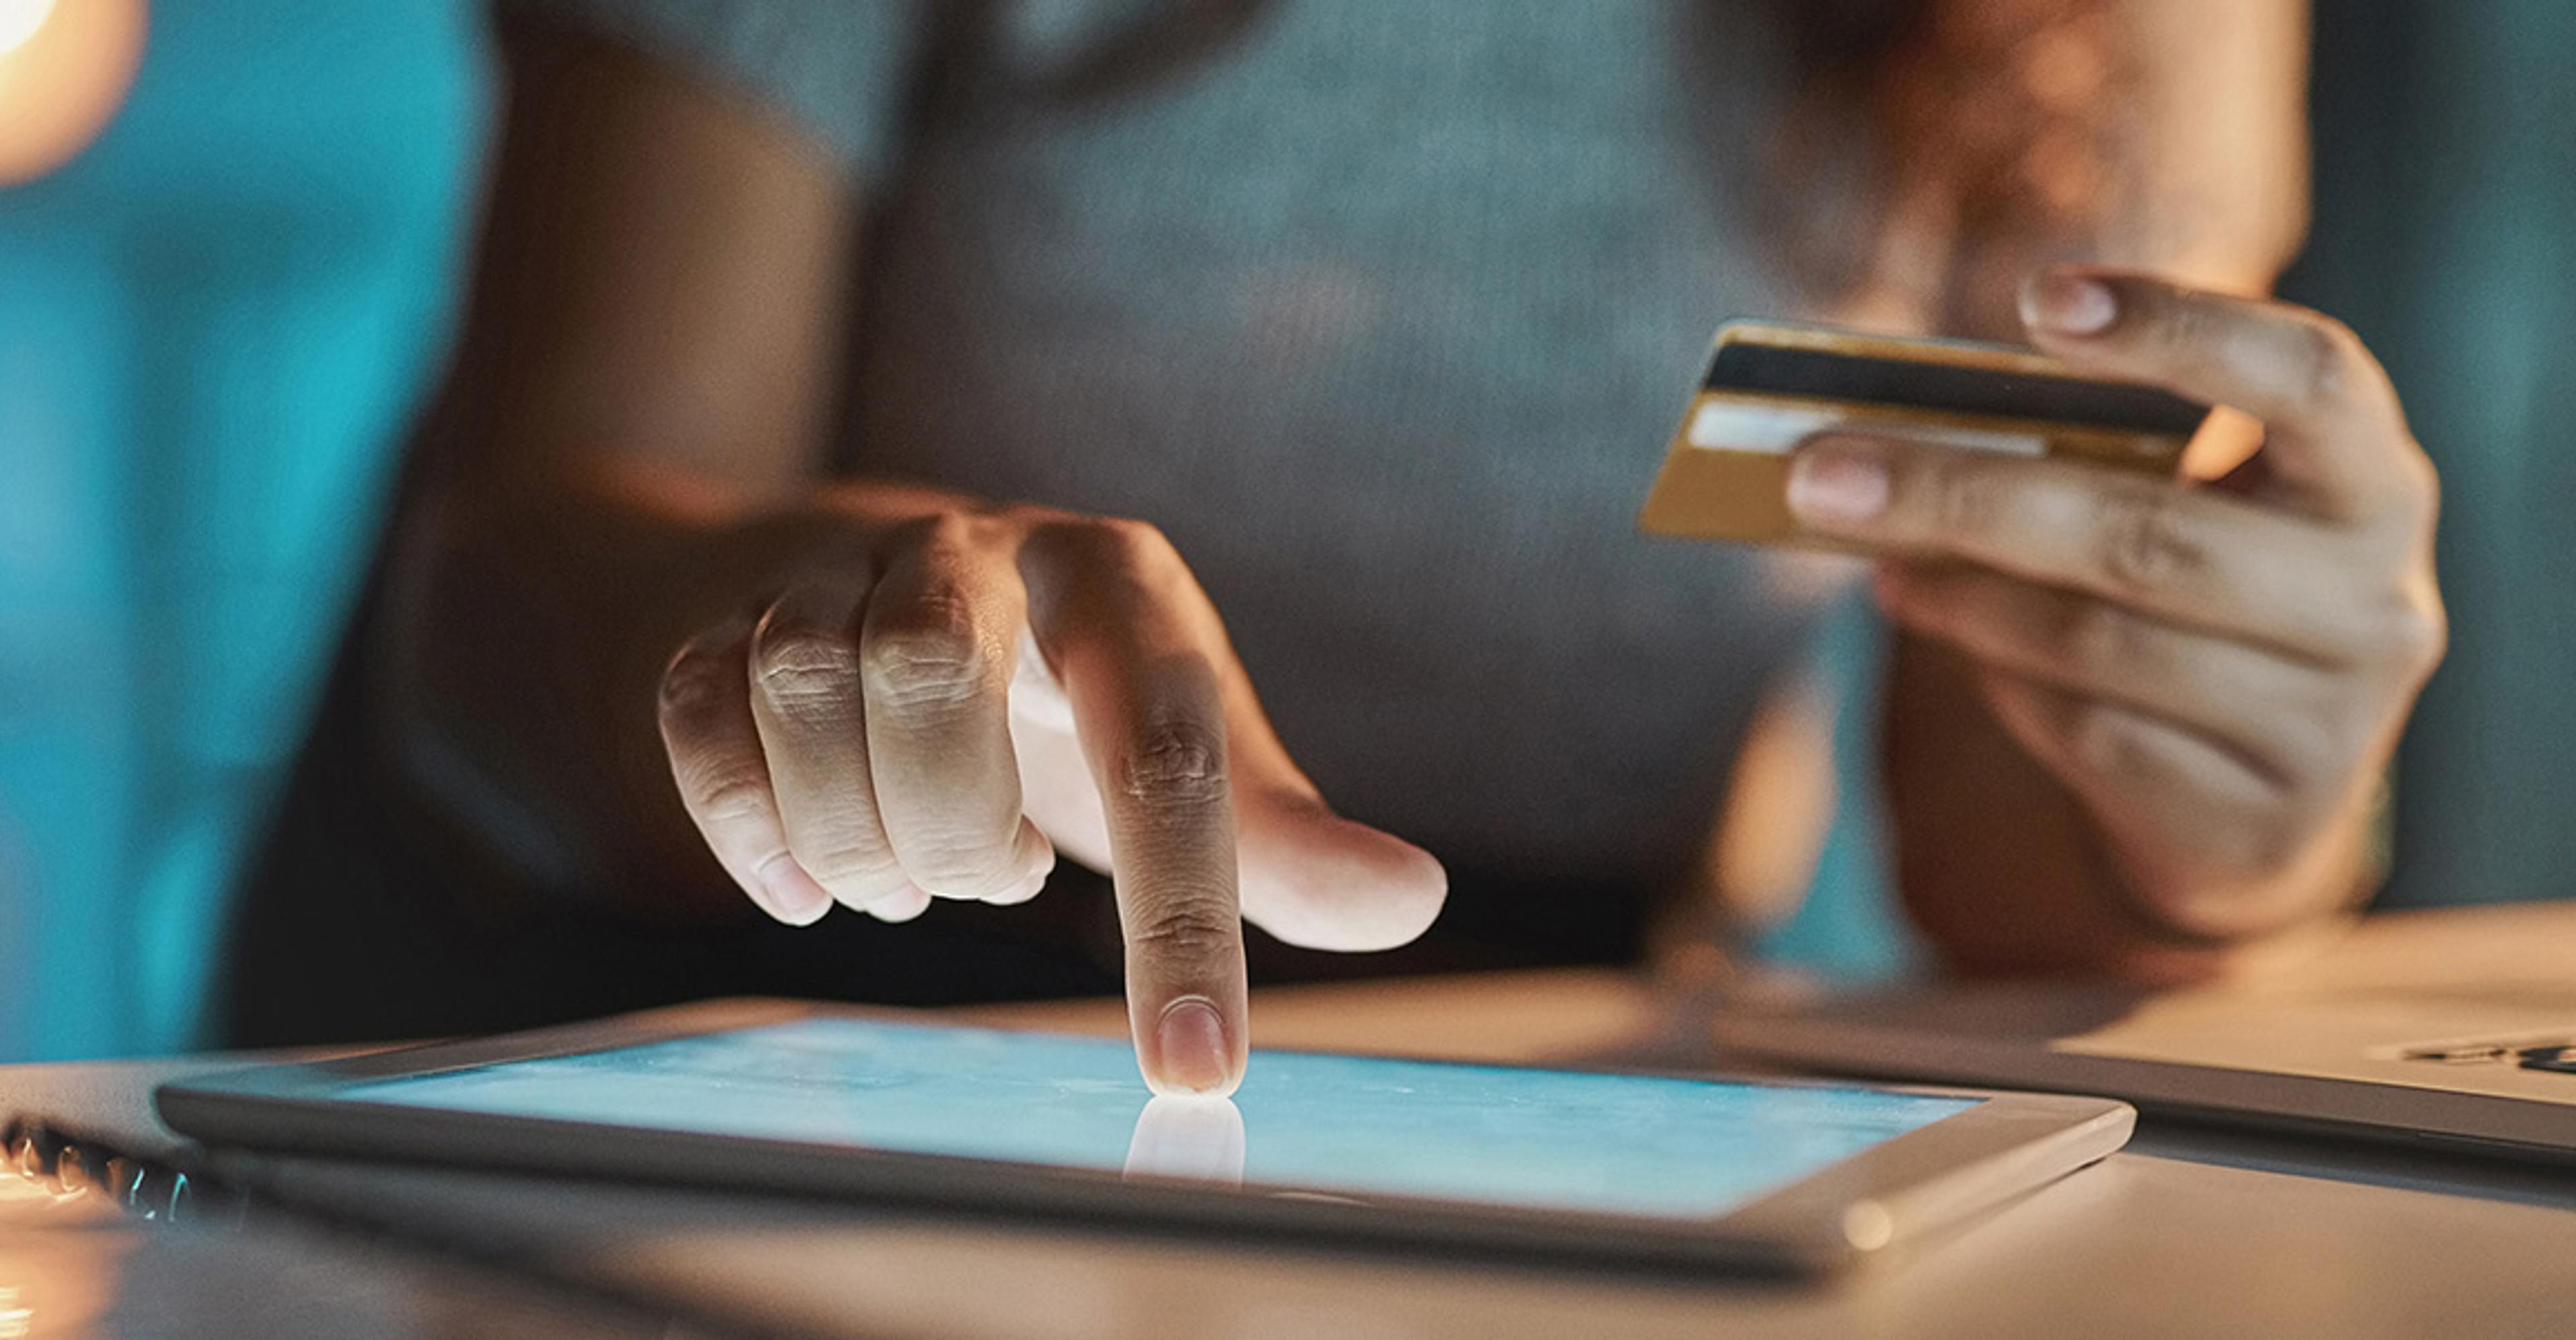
[1825,270,2441,981]
[376,25,1443,1094]
[1835,0,2408,980]
[378,28,860,912]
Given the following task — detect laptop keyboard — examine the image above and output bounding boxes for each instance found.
[2516,1045,2576,1076]
[2397,1038,2576,1073]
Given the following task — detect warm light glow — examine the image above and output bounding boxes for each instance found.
[0,1239,127,1339]
[0,0,146,185]
[0,0,54,58]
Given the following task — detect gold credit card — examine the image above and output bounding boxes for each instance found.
[1637,320,2209,546]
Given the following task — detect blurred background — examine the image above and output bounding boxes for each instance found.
[0,0,2567,1060]
[0,0,486,1059]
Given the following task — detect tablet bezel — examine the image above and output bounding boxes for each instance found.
[155,997,2133,1274]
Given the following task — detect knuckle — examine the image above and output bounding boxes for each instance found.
[1030,515,1202,619]
[2208,817,2294,879]
[2279,674,2357,752]
[792,837,902,892]
[1130,899,1238,963]
[2147,291,2226,362]
[2387,454,2443,546]
[1116,720,1230,812]
[1929,460,2003,536]
[2053,600,2147,678]
[2379,599,2449,676]
[879,509,977,558]
[2092,489,2204,595]
[2192,818,2261,874]
[991,500,1072,530]
[752,624,860,703]
[657,645,739,728]
[2288,317,2367,407]
[863,609,999,711]
[898,826,1020,889]
[2267,699,2351,788]
[2065,702,2149,780]
[681,765,772,826]
[1095,516,1178,568]
[2365,445,2443,538]
[1044,514,1172,569]
[2406,446,2442,519]
[1059,516,1186,595]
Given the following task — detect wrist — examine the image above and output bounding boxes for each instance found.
[2092,788,2383,960]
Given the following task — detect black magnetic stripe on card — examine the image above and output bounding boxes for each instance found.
[1705,342,2209,435]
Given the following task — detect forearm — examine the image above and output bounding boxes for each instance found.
[1882,631,2372,982]
[1878,0,2338,978]
[370,447,975,917]
[355,20,879,914]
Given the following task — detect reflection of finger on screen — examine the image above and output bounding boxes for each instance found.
[1124,1094,1246,1187]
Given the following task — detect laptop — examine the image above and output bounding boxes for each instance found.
[1707,901,2576,1164]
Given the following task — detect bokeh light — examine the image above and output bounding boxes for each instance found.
[0,0,146,185]
[0,0,58,58]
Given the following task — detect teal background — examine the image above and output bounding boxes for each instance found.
[0,1,2567,1056]
[2288,1,2576,912]
[0,1,489,1059]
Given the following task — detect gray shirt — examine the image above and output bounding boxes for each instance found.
[524,0,1845,903]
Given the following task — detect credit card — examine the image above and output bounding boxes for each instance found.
[1637,320,2209,546]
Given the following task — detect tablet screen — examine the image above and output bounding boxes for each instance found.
[341,1018,1972,1219]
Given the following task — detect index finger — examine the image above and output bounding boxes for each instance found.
[2018,267,2420,523]
[1786,437,2363,661]
[1024,520,1248,1097]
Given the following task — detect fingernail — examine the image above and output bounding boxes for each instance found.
[2023,271,2117,335]
[1153,997,1234,1095]
[1786,447,1890,526]
[867,882,932,922]
[754,854,835,924]
[985,870,1048,906]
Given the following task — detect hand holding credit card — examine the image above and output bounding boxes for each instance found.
[1643,268,2445,949]
[1638,320,2210,546]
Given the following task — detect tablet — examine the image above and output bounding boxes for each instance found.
[156,998,2133,1274]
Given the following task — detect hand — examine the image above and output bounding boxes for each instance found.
[1785,268,2445,939]
[654,506,1448,1094]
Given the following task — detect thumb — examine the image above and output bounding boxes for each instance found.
[1238,788,1448,952]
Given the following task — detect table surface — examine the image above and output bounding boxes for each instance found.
[7,970,2576,1340]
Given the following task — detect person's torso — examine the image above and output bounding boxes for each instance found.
[847,0,1849,894]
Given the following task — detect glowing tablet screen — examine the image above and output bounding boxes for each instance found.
[343,1018,1972,1219]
